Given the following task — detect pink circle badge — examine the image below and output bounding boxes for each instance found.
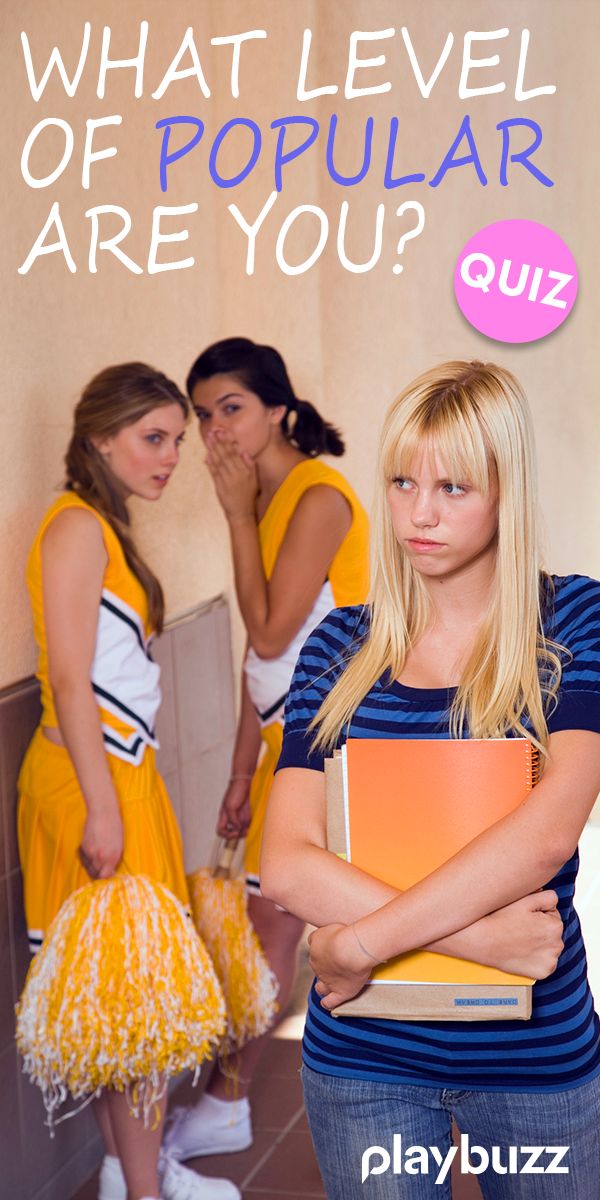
[454,219,578,344]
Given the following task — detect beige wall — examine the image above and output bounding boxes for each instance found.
[3,0,599,688]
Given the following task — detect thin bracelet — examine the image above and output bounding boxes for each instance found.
[350,924,381,963]
[229,773,253,782]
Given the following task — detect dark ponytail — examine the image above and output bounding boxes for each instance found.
[186,337,345,458]
[289,398,344,457]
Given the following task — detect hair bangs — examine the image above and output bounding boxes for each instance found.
[383,391,493,494]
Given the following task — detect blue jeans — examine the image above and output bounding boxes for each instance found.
[302,1065,600,1199]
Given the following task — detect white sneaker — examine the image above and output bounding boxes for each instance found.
[98,1156,126,1200]
[164,1095,252,1160]
[162,1156,241,1199]
[97,1153,240,1200]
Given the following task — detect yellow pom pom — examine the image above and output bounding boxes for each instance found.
[16,875,226,1127]
[187,869,279,1058]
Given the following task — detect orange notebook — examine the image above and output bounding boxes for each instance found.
[325,738,538,1020]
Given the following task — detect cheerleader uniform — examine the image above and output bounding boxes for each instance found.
[18,491,189,952]
[243,460,369,894]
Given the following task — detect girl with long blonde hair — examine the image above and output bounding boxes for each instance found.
[262,361,600,1199]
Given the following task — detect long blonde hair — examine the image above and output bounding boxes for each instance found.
[311,361,562,754]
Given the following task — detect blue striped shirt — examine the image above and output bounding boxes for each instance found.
[277,574,600,1092]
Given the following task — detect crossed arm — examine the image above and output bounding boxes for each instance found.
[261,727,600,1008]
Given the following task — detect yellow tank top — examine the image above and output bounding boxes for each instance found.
[257,458,369,601]
[27,492,161,765]
[244,459,369,724]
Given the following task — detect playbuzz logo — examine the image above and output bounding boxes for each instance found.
[361,1135,569,1185]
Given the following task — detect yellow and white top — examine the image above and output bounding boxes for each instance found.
[244,459,369,726]
[27,491,161,765]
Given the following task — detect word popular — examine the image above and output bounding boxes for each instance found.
[16,22,558,279]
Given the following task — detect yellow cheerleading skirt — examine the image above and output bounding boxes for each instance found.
[244,721,283,891]
[18,727,189,949]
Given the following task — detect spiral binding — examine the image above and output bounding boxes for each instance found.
[528,743,541,788]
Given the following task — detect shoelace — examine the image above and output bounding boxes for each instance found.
[162,1157,202,1200]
